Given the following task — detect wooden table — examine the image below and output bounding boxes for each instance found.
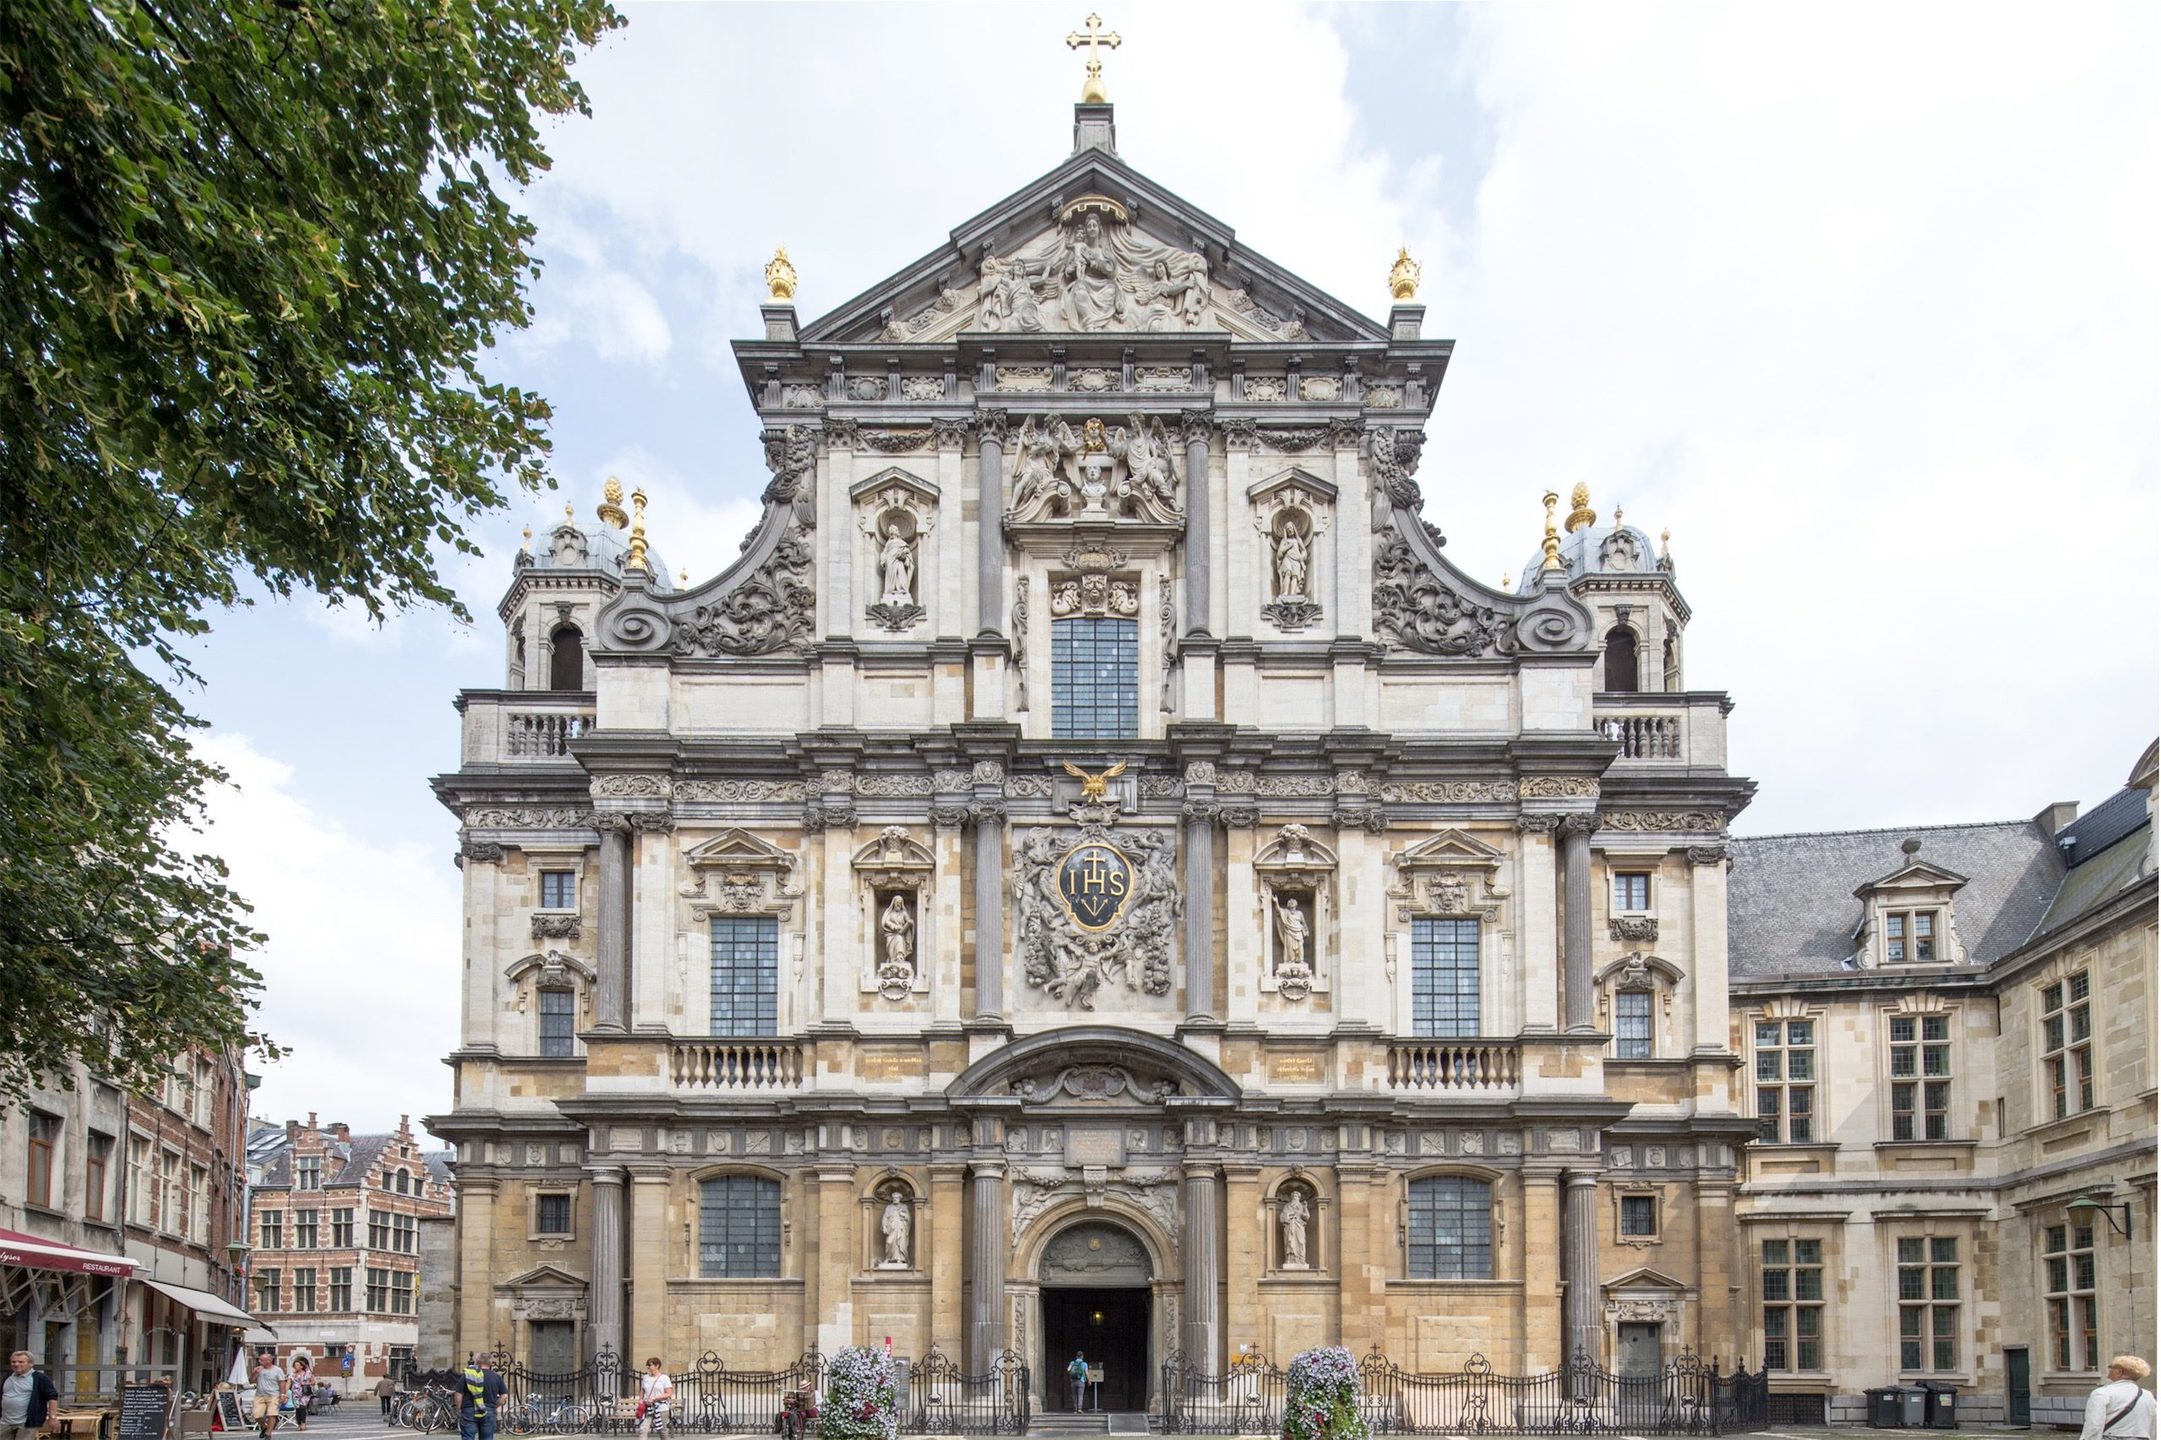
[49,1406,115,1440]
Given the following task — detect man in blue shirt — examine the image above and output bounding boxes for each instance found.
[458,1358,508,1440]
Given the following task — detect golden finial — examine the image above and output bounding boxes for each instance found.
[1388,246,1421,302]
[563,501,575,522]
[1066,13,1122,103]
[1660,527,1672,562]
[678,568,689,586]
[765,246,798,302]
[625,487,649,573]
[596,475,628,530]
[1540,492,1563,573]
[1613,505,1624,528]
[1501,573,1514,592]
[519,525,532,557]
[1564,481,1595,533]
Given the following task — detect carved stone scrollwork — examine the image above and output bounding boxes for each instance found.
[1179,412,1213,447]
[1609,915,1659,943]
[1183,761,1218,787]
[1603,812,1726,835]
[1258,427,1329,454]
[929,804,972,831]
[933,417,972,450]
[460,839,506,864]
[1686,844,1730,866]
[1389,830,1511,923]
[1220,418,1256,450]
[531,913,583,941]
[825,417,861,449]
[1217,804,1261,829]
[1514,814,1561,835]
[1557,812,1598,837]
[678,829,804,917]
[1331,805,1388,835]
[969,800,1008,826]
[1520,776,1600,800]
[1180,799,1221,823]
[858,429,933,455]
[1012,575,1031,711]
[1013,814,1178,1008]
[977,409,1011,447]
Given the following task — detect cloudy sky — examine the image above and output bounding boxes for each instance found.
[193,3,2159,1134]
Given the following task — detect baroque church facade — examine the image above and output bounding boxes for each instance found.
[434,82,2153,1418]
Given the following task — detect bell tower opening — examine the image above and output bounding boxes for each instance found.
[1037,1220,1153,1414]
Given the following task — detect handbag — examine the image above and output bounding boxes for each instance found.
[635,1402,648,1421]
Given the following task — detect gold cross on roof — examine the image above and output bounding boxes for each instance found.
[1066,13,1121,104]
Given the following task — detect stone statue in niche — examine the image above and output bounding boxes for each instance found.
[1279,1187,1312,1270]
[1273,522,1311,599]
[877,522,916,605]
[1272,893,1314,1000]
[878,895,916,996]
[879,1188,912,1268]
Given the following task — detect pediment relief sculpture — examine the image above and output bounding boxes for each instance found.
[1013,817,1180,1009]
[1008,414,1183,528]
[1389,828,1512,922]
[1010,1064,1179,1107]
[504,950,597,986]
[678,828,803,917]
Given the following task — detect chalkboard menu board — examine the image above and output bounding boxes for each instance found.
[214,1391,246,1433]
[118,1384,175,1440]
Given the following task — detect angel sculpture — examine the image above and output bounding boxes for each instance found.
[1061,759,1128,804]
[1009,417,1067,516]
[1114,415,1179,515]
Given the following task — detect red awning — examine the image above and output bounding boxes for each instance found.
[0,1226,139,1278]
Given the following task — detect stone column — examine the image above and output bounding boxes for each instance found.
[977,415,1007,637]
[1519,1167,1562,1369]
[1560,815,1595,1033]
[966,1160,1006,1368]
[1182,1161,1221,1370]
[971,798,1007,1017]
[1183,800,1216,1021]
[1561,1172,1602,1372]
[1182,415,1212,635]
[595,822,631,1032]
[587,1168,625,1363]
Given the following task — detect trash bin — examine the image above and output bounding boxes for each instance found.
[1896,1387,1928,1428]
[1918,1382,1959,1429]
[1866,1388,1907,1428]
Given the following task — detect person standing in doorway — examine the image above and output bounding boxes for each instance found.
[2,1352,61,1440]
[458,1357,507,1440]
[250,1353,288,1440]
[2081,1357,2156,1440]
[1067,1352,1089,1414]
[637,1359,673,1440]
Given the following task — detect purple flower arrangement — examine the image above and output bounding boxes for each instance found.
[819,1346,899,1440]
[1281,1346,1368,1440]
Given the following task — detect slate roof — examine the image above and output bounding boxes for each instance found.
[2057,786,2148,868]
[2034,789,2153,935]
[253,1130,448,1192]
[1728,819,2065,979]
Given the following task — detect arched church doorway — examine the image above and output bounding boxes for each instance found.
[1037,1220,1152,1414]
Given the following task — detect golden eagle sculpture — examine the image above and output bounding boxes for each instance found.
[1060,759,1128,803]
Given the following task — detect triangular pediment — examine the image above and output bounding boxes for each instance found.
[1604,1266,1693,1294]
[799,148,1387,347]
[683,827,796,872]
[1853,859,1969,898]
[496,1263,587,1292]
[1394,828,1506,872]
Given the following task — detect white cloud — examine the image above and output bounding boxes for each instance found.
[198,733,460,1133]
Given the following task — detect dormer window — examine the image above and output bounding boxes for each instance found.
[1885,909,1938,963]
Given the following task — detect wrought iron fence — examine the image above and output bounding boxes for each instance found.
[1160,1349,1770,1436]
[904,1347,1031,1435]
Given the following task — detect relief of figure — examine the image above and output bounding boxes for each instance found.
[974,244,1012,333]
[880,895,915,976]
[1060,213,1135,332]
[880,1189,912,1267]
[1279,1188,1311,1269]
[1273,523,1310,599]
[877,522,916,605]
[1009,417,1070,515]
[1273,894,1313,979]
[1111,414,1179,514]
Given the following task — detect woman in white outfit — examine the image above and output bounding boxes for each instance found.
[2081,1356,2156,1440]
[638,1359,673,1440]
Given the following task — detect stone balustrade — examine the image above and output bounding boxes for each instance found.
[1592,691,1731,768]
[457,689,595,765]
[670,1039,804,1090]
[1386,1039,1522,1091]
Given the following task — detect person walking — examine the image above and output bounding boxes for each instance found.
[637,1358,673,1440]
[288,1356,313,1433]
[250,1353,288,1440]
[2,1352,61,1440]
[376,1374,397,1422]
[2081,1357,2157,1440]
[1067,1352,1089,1415]
[457,1357,508,1440]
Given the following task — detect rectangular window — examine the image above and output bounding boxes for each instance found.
[1890,1015,1954,1141]
[256,1269,281,1315]
[1619,1195,1657,1237]
[1754,1019,1816,1143]
[160,1151,181,1234]
[1406,1177,1494,1280]
[1050,616,1140,741]
[1885,909,1940,964]
[391,1272,413,1315]
[295,1155,322,1191]
[328,1268,353,1311]
[1762,1239,1825,1372]
[393,1214,416,1253]
[538,988,577,1057]
[262,1211,283,1249]
[25,1111,59,1208]
[710,917,780,1037]
[293,1269,317,1313]
[535,1194,573,1236]
[188,1164,208,1243]
[365,1267,390,1312]
[698,1176,783,1278]
[538,869,577,909]
[85,1133,113,1223]
[1410,918,1482,1038]
[332,1208,354,1247]
[1614,991,1654,1059]
[1897,1236,1961,1373]
[1612,873,1651,911]
[295,1210,319,1249]
[2041,973,2095,1119]
[127,1136,151,1225]
[2044,1223,2099,1372]
[367,1210,391,1249]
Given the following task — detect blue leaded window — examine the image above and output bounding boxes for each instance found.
[1410,918,1481,1038]
[537,988,577,1057]
[1407,1176,1493,1279]
[1051,617,1139,740]
[709,917,779,1037]
[699,1175,782,1278]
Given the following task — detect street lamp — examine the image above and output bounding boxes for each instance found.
[2065,1193,2134,1238]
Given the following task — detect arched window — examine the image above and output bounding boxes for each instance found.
[1406,1176,1493,1279]
[699,1175,782,1277]
[548,624,585,691]
[1603,626,1639,693]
